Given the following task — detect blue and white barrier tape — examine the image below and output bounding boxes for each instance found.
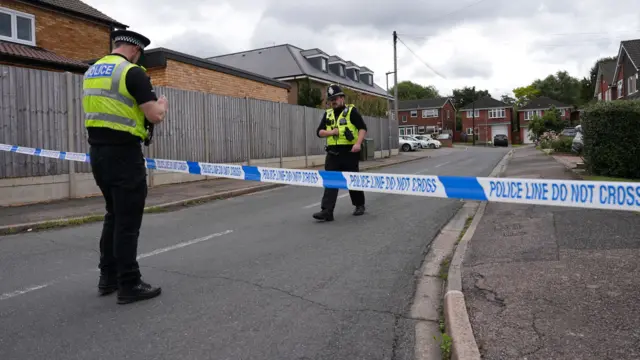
[2,143,640,212]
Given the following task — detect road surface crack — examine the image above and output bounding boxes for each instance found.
[521,311,544,357]
[472,272,505,308]
[389,315,400,360]
[144,265,425,321]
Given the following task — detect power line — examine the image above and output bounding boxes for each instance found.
[398,29,640,40]
[396,35,447,79]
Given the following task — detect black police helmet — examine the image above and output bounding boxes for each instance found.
[327,84,345,100]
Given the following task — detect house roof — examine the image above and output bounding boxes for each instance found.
[207,44,390,99]
[460,96,510,110]
[398,97,452,110]
[594,59,617,97]
[612,39,640,84]
[0,40,89,71]
[140,48,291,90]
[24,0,127,28]
[518,96,571,110]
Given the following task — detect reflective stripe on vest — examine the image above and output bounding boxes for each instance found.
[325,104,358,146]
[85,112,136,127]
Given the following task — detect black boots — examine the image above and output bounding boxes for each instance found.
[98,275,162,304]
[353,206,365,216]
[117,281,162,305]
[313,209,334,221]
[313,206,366,221]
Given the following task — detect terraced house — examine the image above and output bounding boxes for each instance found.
[208,45,392,114]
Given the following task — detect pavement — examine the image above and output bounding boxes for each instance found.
[0,149,453,231]
[462,145,640,359]
[0,146,509,360]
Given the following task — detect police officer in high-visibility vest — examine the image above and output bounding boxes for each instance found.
[83,30,168,304]
[313,84,368,221]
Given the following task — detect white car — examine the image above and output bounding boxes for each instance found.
[399,136,419,152]
[413,135,442,149]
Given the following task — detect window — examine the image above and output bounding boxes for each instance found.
[321,58,327,72]
[628,75,637,94]
[446,110,450,119]
[418,126,426,134]
[524,110,542,120]
[466,128,474,135]
[606,88,611,101]
[339,65,344,77]
[422,109,438,117]
[488,108,505,118]
[410,110,417,118]
[401,115,407,123]
[466,110,479,118]
[617,79,623,98]
[0,7,35,46]
[368,74,373,85]
[597,92,601,100]
[353,70,359,81]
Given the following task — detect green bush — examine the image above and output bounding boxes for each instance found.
[550,137,573,153]
[581,100,640,178]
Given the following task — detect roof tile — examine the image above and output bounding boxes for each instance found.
[460,96,511,110]
[622,39,640,68]
[0,41,89,69]
[29,0,125,26]
[519,96,571,110]
[398,97,450,110]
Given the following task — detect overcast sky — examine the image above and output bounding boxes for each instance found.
[85,0,639,98]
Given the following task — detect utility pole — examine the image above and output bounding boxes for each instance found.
[472,86,476,146]
[386,71,395,158]
[393,31,398,150]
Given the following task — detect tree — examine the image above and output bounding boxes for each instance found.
[297,79,323,108]
[527,105,564,141]
[500,94,516,105]
[578,56,617,105]
[451,86,490,108]
[388,81,440,100]
[513,84,541,107]
[531,71,581,106]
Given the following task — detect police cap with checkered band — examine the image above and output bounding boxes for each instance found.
[327,84,345,100]
[111,30,151,52]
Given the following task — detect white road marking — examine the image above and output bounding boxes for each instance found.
[302,194,348,209]
[0,229,234,301]
[435,161,451,168]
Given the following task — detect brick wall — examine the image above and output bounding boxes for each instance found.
[398,102,455,131]
[0,0,112,61]
[148,60,289,102]
[461,108,513,143]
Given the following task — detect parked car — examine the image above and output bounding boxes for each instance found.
[399,136,419,152]
[560,127,577,137]
[493,134,508,147]
[413,135,442,149]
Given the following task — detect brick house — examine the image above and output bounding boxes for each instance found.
[140,48,290,103]
[207,45,392,107]
[397,97,456,136]
[594,59,617,102]
[0,0,126,73]
[459,96,514,144]
[518,96,572,144]
[610,39,640,101]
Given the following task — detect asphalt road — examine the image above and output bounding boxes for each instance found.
[0,146,508,360]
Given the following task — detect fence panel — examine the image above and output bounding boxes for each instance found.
[0,65,397,179]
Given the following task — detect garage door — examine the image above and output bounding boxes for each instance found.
[492,125,508,136]
[522,128,533,144]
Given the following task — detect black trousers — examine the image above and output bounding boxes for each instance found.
[89,144,147,287]
[321,151,365,211]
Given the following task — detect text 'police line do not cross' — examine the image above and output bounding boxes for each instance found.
[1,143,640,212]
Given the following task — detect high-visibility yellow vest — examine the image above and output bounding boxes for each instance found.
[82,54,148,140]
[325,104,358,146]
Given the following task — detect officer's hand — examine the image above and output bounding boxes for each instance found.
[332,128,340,136]
[158,96,168,109]
[351,144,361,152]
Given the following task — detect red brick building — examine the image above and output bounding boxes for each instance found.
[0,0,126,73]
[610,39,640,101]
[397,97,456,136]
[517,96,571,144]
[459,96,514,144]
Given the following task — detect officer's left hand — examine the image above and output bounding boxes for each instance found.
[351,144,361,152]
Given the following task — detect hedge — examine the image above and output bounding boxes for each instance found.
[581,100,640,179]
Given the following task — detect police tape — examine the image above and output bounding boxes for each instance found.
[2,143,640,212]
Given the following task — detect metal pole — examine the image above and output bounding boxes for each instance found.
[472,87,476,146]
[303,106,308,167]
[66,72,76,198]
[393,31,398,155]
[279,102,283,168]
[245,96,251,165]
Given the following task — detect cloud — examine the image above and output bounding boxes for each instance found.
[81,0,640,100]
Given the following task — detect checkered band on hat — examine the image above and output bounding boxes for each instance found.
[114,35,145,48]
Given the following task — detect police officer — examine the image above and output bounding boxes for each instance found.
[313,84,368,221]
[83,30,168,304]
